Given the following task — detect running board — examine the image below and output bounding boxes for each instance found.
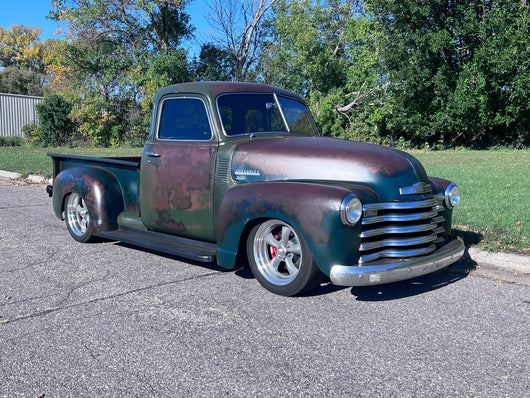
[100,227,216,262]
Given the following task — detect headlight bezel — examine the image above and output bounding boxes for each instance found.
[340,193,363,226]
[444,183,461,209]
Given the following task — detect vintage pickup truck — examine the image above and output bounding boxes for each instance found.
[47,81,464,296]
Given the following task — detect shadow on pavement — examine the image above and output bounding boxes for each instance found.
[349,248,477,301]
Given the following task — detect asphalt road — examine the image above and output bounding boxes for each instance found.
[1,180,529,397]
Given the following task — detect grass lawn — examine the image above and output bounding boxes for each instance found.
[0,146,142,178]
[1,145,528,254]
[411,149,529,254]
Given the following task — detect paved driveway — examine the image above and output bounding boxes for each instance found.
[1,181,529,397]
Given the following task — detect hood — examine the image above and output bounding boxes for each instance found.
[230,136,430,202]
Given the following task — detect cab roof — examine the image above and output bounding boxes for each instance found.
[154,81,304,103]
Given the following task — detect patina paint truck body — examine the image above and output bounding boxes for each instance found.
[48,82,464,296]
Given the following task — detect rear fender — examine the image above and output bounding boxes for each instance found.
[52,167,124,234]
[216,182,363,275]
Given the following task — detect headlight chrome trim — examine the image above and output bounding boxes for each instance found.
[340,193,363,226]
[444,183,461,209]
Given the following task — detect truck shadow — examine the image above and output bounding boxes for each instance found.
[347,248,477,301]
[114,241,478,301]
[113,242,223,272]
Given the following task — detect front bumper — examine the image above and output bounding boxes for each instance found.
[329,238,465,287]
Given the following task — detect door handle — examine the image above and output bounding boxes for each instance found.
[145,152,161,158]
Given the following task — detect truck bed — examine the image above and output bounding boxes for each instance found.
[48,153,142,214]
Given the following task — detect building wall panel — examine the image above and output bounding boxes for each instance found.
[0,93,43,137]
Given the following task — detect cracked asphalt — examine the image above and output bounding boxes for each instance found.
[1,180,529,397]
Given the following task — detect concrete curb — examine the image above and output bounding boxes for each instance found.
[0,169,53,185]
[467,248,529,274]
[1,169,528,275]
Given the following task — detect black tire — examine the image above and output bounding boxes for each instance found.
[65,192,98,243]
[247,219,322,296]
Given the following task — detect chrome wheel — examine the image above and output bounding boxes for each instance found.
[252,220,302,285]
[247,219,322,296]
[65,192,95,242]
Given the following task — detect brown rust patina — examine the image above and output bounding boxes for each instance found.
[139,135,217,241]
[52,167,124,233]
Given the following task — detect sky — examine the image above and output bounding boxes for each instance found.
[0,0,210,57]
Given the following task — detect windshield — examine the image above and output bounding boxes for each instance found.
[217,93,319,137]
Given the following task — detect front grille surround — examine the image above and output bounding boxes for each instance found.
[359,196,446,265]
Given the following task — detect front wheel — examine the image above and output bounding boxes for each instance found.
[247,219,322,296]
[65,192,97,243]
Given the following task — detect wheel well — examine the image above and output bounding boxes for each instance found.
[60,191,73,220]
[235,218,269,267]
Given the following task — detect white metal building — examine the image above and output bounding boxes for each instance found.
[0,93,43,137]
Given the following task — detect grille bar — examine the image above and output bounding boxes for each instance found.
[360,245,437,264]
[363,198,437,211]
[359,197,446,265]
[361,222,443,238]
[363,209,439,225]
[360,232,439,251]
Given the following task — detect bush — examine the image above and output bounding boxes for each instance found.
[36,95,76,146]
[0,136,24,147]
[22,122,40,144]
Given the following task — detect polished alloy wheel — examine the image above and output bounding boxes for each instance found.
[252,219,302,286]
[66,192,90,238]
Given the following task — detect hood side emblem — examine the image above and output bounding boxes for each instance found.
[234,169,261,176]
[400,182,432,195]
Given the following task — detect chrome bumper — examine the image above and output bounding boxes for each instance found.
[329,238,465,287]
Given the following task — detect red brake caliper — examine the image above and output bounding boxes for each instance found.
[270,234,279,258]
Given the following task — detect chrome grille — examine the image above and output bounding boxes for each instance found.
[359,197,445,264]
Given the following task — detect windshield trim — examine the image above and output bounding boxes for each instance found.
[215,92,318,138]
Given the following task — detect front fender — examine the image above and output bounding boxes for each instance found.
[429,176,456,238]
[52,166,124,234]
[216,181,362,275]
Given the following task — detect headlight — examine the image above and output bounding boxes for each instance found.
[340,194,363,225]
[444,183,461,209]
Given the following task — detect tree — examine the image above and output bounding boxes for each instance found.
[47,0,195,146]
[192,43,235,81]
[206,0,278,81]
[0,25,47,95]
[364,0,530,148]
[0,67,44,96]
[260,0,386,140]
[0,25,45,72]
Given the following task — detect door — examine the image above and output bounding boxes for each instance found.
[140,96,217,241]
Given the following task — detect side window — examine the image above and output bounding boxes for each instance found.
[158,98,212,140]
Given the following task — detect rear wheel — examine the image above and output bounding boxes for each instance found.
[247,219,322,296]
[65,192,97,243]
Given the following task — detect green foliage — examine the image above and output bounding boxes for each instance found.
[21,122,40,144]
[364,0,530,148]
[0,136,24,147]
[3,0,526,149]
[192,43,235,81]
[36,95,76,146]
[261,0,529,148]
[0,67,44,96]
[46,0,194,147]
